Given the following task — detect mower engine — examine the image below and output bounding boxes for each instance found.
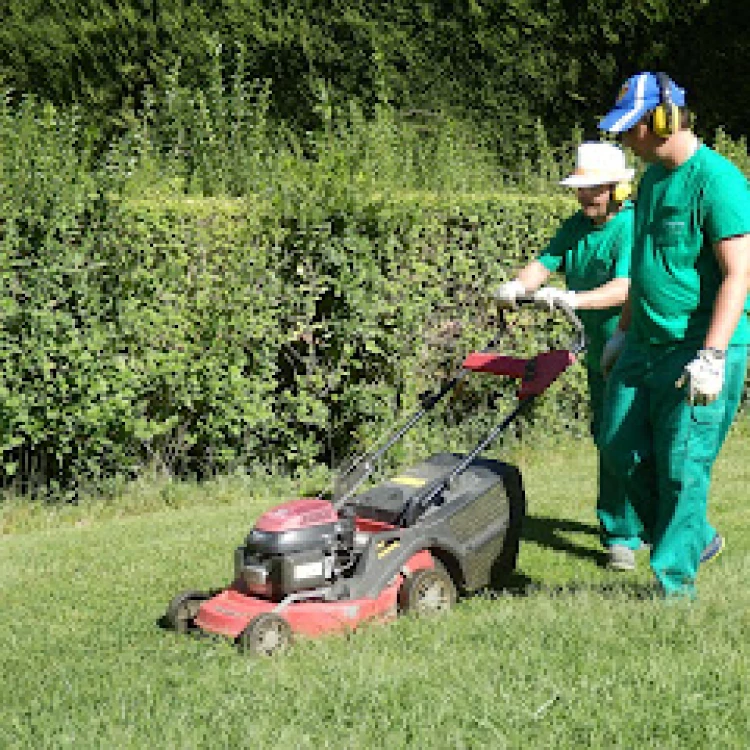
[234,499,362,601]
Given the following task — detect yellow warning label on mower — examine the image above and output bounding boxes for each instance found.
[391,475,427,487]
[377,540,401,558]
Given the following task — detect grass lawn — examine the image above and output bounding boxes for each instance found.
[1,433,749,748]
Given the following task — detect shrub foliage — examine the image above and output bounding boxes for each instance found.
[2,76,749,497]
[0,92,586,494]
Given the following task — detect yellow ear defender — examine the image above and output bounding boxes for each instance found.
[651,72,680,137]
[612,181,632,203]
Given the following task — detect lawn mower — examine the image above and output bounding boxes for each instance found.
[165,296,585,655]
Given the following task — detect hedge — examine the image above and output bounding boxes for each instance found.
[1,184,592,496]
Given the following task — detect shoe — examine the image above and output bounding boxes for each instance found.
[607,544,636,571]
[700,533,724,565]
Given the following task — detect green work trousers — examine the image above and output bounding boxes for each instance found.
[586,366,643,550]
[599,342,747,597]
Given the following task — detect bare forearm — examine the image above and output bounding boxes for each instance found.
[705,235,750,350]
[574,278,630,311]
[516,261,551,292]
[704,272,747,350]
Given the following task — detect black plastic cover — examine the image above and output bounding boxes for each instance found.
[349,452,517,526]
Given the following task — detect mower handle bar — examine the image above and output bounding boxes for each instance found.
[513,293,586,355]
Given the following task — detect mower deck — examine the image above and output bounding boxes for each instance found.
[195,552,433,639]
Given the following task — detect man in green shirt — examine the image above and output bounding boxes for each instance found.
[598,72,750,598]
[495,141,645,570]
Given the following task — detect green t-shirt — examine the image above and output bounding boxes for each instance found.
[538,202,633,372]
[630,145,750,347]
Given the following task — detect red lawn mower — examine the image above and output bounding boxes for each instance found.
[165,297,585,655]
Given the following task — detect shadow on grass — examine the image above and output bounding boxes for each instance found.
[156,614,172,631]
[156,587,228,631]
[483,569,539,596]
[521,513,607,567]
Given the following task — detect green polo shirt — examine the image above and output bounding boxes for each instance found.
[538,202,633,372]
[630,145,750,347]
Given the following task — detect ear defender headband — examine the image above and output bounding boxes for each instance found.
[651,72,680,137]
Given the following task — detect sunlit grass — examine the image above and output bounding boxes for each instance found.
[2,433,748,748]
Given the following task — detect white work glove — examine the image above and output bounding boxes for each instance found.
[675,348,725,406]
[601,329,627,376]
[533,286,577,312]
[493,279,526,308]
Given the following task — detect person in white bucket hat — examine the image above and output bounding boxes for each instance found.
[494,141,646,571]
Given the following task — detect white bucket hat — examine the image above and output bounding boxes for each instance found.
[559,142,635,188]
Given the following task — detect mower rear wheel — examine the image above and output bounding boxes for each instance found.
[166,590,209,634]
[238,613,292,657]
[399,562,457,616]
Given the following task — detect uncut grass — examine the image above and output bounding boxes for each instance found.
[1,436,749,748]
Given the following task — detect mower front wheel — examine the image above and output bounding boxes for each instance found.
[238,613,292,657]
[399,562,457,616]
[166,590,209,634]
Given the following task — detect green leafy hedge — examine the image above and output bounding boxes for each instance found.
[1,181,590,495]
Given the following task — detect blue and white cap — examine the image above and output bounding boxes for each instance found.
[599,72,686,133]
